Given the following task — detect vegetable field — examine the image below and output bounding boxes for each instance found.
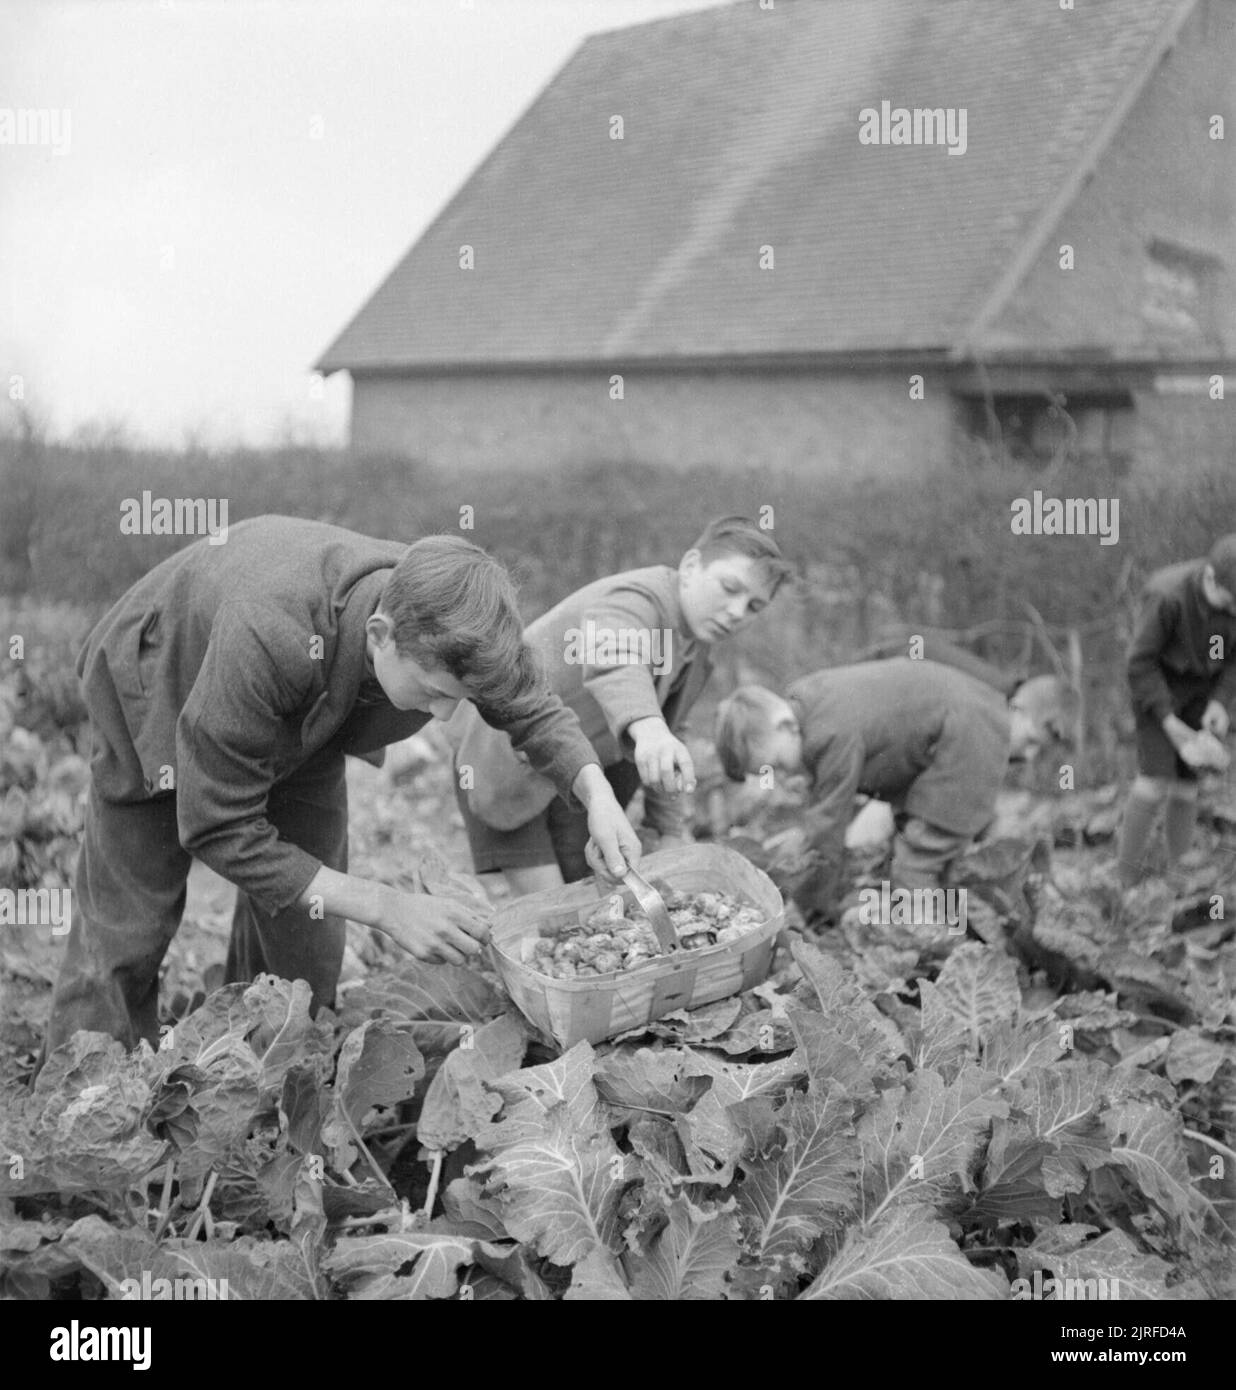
[1,660,1234,1302]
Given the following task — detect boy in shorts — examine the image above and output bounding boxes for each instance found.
[451,516,793,895]
[1116,535,1236,888]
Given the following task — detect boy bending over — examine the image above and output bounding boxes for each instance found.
[450,516,792,896]
[715,658,1067,919]
[44,517,639,1059]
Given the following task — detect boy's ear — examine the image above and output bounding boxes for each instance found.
[367,610,395,647]
[679,547,702,576]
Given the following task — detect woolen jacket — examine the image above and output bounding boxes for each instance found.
[451,565,712,836]
[1127,560,1236,724]
[76,516,599,915]
[788,657,1011,871]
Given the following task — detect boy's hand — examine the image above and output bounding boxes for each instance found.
[1162,713,1196,754]
[584,802,642,883]
[572,764,642,880]
[1178,728,1231,772]
[1202,700,1230,740]
[375,889,491,966]
[628,717,697,796]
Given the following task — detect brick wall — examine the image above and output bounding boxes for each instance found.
[1132,383,1235,470]
[351,365,955,475]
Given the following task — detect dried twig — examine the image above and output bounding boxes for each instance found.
[186,1169,218,1241]
[152,1156,176,1241]
[423,1150,444,1218]
[1182,1127,1236,1166]
[342,1109,395,1192]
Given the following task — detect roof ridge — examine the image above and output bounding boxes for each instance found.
[317,0,1220,372]
[953,0,1200,360]
[584,0,747,45]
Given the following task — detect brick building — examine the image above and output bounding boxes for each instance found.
[316,0,1235,478]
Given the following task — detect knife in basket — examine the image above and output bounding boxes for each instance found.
[622,867,678,955]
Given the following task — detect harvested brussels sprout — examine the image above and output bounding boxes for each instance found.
[521,889,764,979]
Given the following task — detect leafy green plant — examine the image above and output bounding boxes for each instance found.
[0,641,1232,1300]
[1,908,1228,1299]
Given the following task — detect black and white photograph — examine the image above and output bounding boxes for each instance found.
[2,0,1234,1332]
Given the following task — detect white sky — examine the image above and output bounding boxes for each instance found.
[0,0,732,447]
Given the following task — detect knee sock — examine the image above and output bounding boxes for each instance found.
[1117,789,1161,887]
[1163,794,1198,862]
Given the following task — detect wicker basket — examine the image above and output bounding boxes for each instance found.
[488,843,786,1049]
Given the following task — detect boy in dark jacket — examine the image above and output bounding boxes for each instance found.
[863,628,1077,763]
[715,658,1061,919]
[43,516,640,1056]
[449,516,792,895]
[1116,535,1236,887]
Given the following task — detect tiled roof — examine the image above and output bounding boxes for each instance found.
[317,0,1193,371]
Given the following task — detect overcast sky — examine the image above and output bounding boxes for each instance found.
[0,0,731,448]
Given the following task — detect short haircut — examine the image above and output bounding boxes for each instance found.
[1208,534,1236,596]
[689,516,794,596]
[1010,674,1080,742]
[715,684,783,781]
[379,534,544,717]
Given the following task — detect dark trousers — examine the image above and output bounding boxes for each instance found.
[44,752,348,1057]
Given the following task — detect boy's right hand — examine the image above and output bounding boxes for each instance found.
[1178,729,1231,772]
[376,888,491,966]
[629,717,697,796]
[1162,713,1196,755]
[1202,700,1230,740]
[1177,741,1207,770]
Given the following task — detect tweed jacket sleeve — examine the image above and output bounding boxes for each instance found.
[174,601,325,915]
[1127,587,1181,725]
[576,578,674,743]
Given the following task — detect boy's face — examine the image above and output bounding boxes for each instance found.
[1007,708,1047,763]
[366,612,469,719]
[749,696,803,775]
[1008,676,1071,763]
[678,551,779,643]
[1201,564,1236,615]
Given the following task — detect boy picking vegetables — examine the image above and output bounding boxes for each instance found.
[714,658,1071,921]
[42,516,641,1057]
[449,515,793,896]
[1115,534,1236,888]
